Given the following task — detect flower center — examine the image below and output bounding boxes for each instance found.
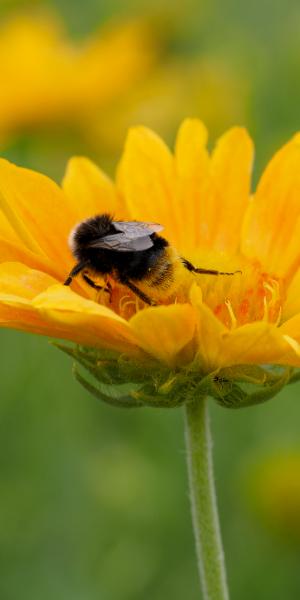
[87,256,286,329]
[200,259,285,329]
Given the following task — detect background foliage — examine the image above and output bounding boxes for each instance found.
[1,1,300,598]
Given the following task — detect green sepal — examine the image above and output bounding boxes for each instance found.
[53,342,299,410]
[288,369,300,385]
[197,364,292,409]
[73,365,144,408]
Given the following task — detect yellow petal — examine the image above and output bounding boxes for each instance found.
[0,263,62,335]
[0,158,76,268]
[0,262,57,298]
[221,321,299,368]
[0,210,20,243]
[190,283,300,370]
[0,306,64,338]
[173,118,209,252]
[0,292,105,343]
[280,312,300,348]
[282,268,300,321]
[32,284,140,354]
[117,126,176,242]
[0,237,64,280]
[200,127,253,254]
[242,135,300,278]
[190,283,227,371]
[62,157,124,221]
[0,263,140,354]
[129,303,197,367]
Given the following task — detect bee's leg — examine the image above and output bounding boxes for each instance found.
[64,261,89,286]
[82,273,110,294]
[182,258,241,276]
[105,280,113,303]
[123,280,156,306]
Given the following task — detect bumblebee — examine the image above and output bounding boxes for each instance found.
[64,213,238,305]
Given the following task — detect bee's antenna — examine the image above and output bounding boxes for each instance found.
[64,261,89,286]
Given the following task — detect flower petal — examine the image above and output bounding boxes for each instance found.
[117,126,176,242]
[0,263,140,354]
[0,237,63,279]
[0,210,20,243]
[280,312,300,348]
[200,127,253,254]
[0,158,75,268]
[0,264,62,336]
[221,321,300,368]
[173,118,209,252]
[32,284,140,354]
[190,283,300,370]
[242,135,300,278]
[129,303,197,366]
[0,307,63,338]
[282,268,300,321]
[0,262,57,298]
[189,284,227,371]
[62,157,123,220]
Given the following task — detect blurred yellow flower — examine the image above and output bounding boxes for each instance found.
[88,58,247,155]
[0,13,153,140]
[0,119,300,373]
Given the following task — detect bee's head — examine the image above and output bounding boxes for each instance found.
[69,213,115,259]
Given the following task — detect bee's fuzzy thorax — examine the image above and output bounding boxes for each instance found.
[69,213,115,259]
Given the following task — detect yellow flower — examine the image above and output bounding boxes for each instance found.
[0,119,300,377]
[88,57,247,156]
[0,13,152,139]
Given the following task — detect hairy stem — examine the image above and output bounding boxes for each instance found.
[184,397,229,600]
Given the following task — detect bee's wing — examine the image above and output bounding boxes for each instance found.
[113,221,163,239]
[87,220,163,252]
[87,233,154,252]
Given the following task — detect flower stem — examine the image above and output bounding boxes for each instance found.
[184,397,229,600]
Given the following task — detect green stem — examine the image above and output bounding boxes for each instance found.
[184,397,229,600]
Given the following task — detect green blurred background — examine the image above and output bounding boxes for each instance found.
[1,1,300,598]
